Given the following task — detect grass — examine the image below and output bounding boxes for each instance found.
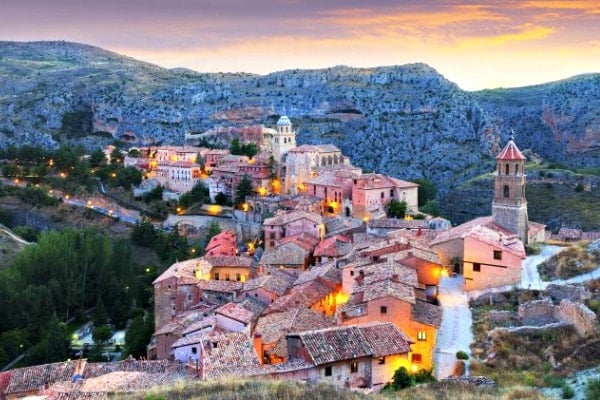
[124,379,379,400]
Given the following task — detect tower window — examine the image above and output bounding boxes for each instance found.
[503,185,509,198]
[515,164,519,174]
[505,164,509,175]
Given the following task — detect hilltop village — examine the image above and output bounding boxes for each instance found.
[0,116,561,398]
[127,117,545,389]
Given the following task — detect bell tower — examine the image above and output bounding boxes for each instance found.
[492,137,529,244]
[271,115,296,165]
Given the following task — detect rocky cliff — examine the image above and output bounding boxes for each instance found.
[1,41,599,201]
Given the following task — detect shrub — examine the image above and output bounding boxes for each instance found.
[542,374,564,388]
[390,367,415,390]
[587,378,600,400]
[456,350,469,360]
[560,383,574,399]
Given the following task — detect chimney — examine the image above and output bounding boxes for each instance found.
[254,333,264,364]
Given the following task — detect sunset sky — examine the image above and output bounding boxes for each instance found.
[2,0,599,90]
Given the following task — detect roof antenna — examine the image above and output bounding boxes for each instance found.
[509,128,516,141]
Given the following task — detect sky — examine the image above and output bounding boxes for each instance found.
[1,0,599,90]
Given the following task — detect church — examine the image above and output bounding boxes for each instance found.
[430,138,546,291]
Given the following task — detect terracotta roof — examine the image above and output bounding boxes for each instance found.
[172,326,227,349]
[181,315,217,336]
[528,221,546,239]
[205,231,237,256]
[289,144,341,154]
[202,332,261,379]
[263,210,322,227]
[430,216,526,258]
[267,279,336,313]
[355,173,418,190]
[197,279,243,293]
[280,232,320,251]
[368,218,429,230]
[314,234,352,258]
[243,273,294,296]
[359,279,416,304]
[204,255,253,268]
[291,325,371,365]
[293,264,342,286]
[411,299,443,328]
[357,322,413,356]
[216,300,263,325]
[255,307,335,356]
[356,260,420,288]
[4,361,77,395]
[496,139,526,160]
[259,244,308,267]
[153,257,210,285]
[291,322,411,365]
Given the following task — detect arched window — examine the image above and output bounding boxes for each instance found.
[503,185,509,198]
[515,164,519,174]
[505,164,509,175]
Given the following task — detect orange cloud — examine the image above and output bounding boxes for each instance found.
[518,0,600,12]
[456,24,555,48]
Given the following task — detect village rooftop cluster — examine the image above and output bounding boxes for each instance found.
[0,116,548,397]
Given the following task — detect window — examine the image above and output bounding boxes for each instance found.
[214,272,220,280]
[503,185,510,198]
[493,250,502,260]
[225,274,230,281]
[350,361,359,373]
[515,164,519,174]
[412,353,422,363]
[380,306,387,314]
[212,342,218,348]
[390,189,394,197]
[270,232,275,239]
[473,263,481,272]
[350,270,354,277]
[381,191,384,199]
[417,331,427,341]
[325,366,332,377]
[236,273,241,281]
[191,347,197,354]
[378,356,386,365]
[505,164,509,175]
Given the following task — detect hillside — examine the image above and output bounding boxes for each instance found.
[0,223,27,268]
[1,41,599,213]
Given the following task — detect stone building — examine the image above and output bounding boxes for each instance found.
[492,139,529,244]
[351,173,419,220]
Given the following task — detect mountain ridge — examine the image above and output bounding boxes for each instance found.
[1,41,599,199]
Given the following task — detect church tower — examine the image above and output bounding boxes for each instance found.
[492,138,529,244]
[271,115,296,166]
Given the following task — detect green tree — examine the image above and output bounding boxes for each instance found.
[30,314,70,364]
[92,325,113,345]
[89,148,106,168]
[414,178,437,207]
[421,199,441,217]
[131,218,157,247]
[587,378,600,400]
[387,199,407,219]
[110,148,122,164]
[234,175,253,206]
[215,192,228,205]
[123,313,154,358]
[230,138,242,155]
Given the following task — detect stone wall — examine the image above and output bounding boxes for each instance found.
[517,298,555,326]
[553,299,598,338]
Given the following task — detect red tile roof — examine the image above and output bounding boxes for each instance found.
[202,332,261,379]
[411,299,443,328]
[290,322,411,365]
[243,273,295,296]
[430,216,526,258]
[314,234,352,258]
[496,139,526,160]
[280,232,320,251]
[204,255,253,268]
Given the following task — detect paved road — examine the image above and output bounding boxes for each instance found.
[0,225,31,245]
[434,276,473,379]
